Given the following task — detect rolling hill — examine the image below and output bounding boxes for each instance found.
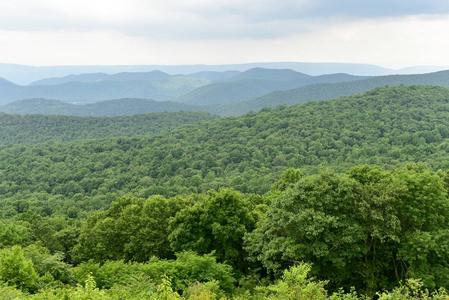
[187,70,241,82]
[175,68,369,105]
[228,67,311,81]
[0,62,397,85]
[1,85,449,201]
[0,74,210,104]
[209,69,449,116]
[0,98,203,116]
[29,70,171,86]
[0,110,218,144]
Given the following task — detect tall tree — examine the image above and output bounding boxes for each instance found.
[169,189,257,275]
[245,166,449,297]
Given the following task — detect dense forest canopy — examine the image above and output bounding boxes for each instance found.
[1,85,449,216]
[0,110,218,144]
[0,98,204,117]
[1,85,449,298]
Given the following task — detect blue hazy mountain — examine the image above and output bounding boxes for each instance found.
[0,73,210,104]
[208,70,449,116]
[176,69,369,105]
[0,62,399,85]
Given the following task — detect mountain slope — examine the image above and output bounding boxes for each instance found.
[29,71,171,86]
[29,73,110,85]
[175,79,298,105]
[176,70,368,105]
[187,70,241,82]
[0,75,211,104]
[228,67,311,81]
[1,85,449,203]
[0,62,396,85]
[210,70,449,116]
[0,110,218,144]
[0,98,203,116]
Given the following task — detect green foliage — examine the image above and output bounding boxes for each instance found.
[262,263,329,299]
[24,244,74,286]
[31,273,110,300]
[0,110,218,144]
[74,251,235,296]
[158,251,235,295]
[0,245,39,292]
[0,281,26,299]
[376,278,449,300]
[2,85,449,298]
[106,273,157,299]
[169,189,257,275]
[271,168,303,192]
[182,280,222,299]
[3,85,449,220]
[246,166,449,297]
[74,195,194,263]
[0,221,31,248]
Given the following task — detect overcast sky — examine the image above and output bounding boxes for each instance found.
[1,0,449,68]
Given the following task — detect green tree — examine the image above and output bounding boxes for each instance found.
[73,195,193,263]
[0,245,39,292]
[263,263,329,300]
[169,189,256,275]
[246,166,449,297]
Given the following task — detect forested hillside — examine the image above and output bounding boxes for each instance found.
[0,110,218,144]
[0,98,203,116]
[0,85,448,211]
[2,85,449,299]
[211,70,449,115]
[4,69,449,118]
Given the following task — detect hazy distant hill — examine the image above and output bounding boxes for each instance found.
[188,70,241,82]
[176,69,368,105]
[209,70,449,116]
[229,67,311,81]
[0,75,210,104]
[175,79,298,105]
[3,68,449,117]
[29,71,171,86]
[29,73,110,85]
[0,76,19,90]
[0,98,203,116]
[0,68,367,107]
[0,62,408,85]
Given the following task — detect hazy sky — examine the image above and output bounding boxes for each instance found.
[1,0,449,68]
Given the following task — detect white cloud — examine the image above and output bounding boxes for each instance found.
[0,1,449,67]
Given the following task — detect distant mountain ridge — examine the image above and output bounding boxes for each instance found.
[0,73,210,104]
[229,68,310,81]
[175,69,370,105]
[29,70,171,86]
[3,68,449,118]
[208,70,449,116]
[188,70,241,82]
[2,62,448,85]
[0,68,368,106]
